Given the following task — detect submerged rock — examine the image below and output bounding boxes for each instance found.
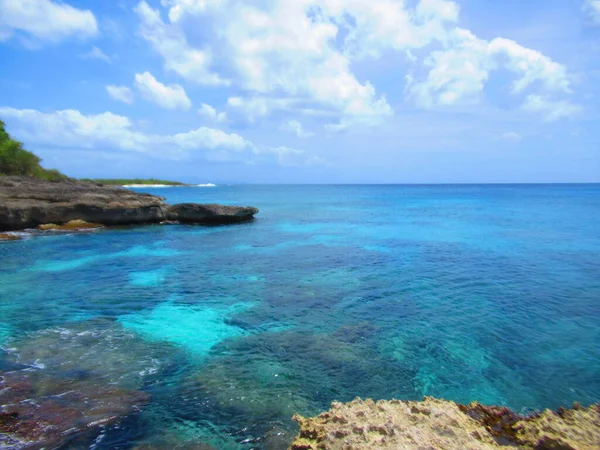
[167,203,259,224]
[289,397,600,450]
[38,219,104,231]
[0,176,258,231]
[0,320,178,449]
[0,233,21,241]
[0,372,149,450]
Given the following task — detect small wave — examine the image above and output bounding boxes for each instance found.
[197,183,217,187]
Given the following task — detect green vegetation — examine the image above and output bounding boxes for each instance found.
[82,178,187,186]
[0,120,68,181]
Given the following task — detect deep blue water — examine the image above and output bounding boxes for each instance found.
[1,184,599,449]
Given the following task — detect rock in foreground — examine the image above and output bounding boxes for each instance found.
[0,177,258,231]
[290,397,600,450]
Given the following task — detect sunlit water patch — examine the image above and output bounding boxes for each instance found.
[1,184,599,448]
[119,300,255,358]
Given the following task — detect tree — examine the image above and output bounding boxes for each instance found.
[0,120,67,180]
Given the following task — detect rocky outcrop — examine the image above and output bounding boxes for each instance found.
[289,397,600,450]
[0,177,258,231]
[167,203,259,224]
[0,176,165,231]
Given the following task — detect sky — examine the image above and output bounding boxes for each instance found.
[0,0,599,184]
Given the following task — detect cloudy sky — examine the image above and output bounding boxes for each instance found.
[1,0,599,183]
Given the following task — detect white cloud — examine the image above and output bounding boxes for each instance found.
[134,1,227,86]
[137,0,405,127]
[489,38,570,94]
[106,85,134,104]
[405,27,578,120]
[0,0,97,46]
[138,0,577,126]
[79,46,111,63]
[0,106,318,166]
[134,72,192,110]
[584,0,600,24]
[406,29,491,108]
[521,95,582,122]
[280,120,314,138]
[198,103,226,122]
[227,97,298,123]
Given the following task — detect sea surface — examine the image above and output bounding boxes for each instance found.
[1,184,599,449]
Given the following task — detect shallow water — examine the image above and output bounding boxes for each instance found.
[1,184,599,449]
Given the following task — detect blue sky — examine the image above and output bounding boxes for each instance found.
[1,0,599,183]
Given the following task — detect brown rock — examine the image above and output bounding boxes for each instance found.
[0,176,166,231]
[167,203,259,224]
[514,404,600,450]
[0,233,21,241]
[38,219,104,231]
[0,372,149,449]
[0,177,259,231]
[289,397,600,450]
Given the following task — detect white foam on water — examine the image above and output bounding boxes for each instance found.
[129,268,169,287]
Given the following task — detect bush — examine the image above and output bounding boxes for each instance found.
[0,120,68,180]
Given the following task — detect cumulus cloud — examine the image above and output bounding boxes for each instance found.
[198,103,226,122]
[0,0,97,46]
[521,95,582,122]
[134,72,192,110]
[280,120,314,138]
[79,46,111,63]
[142,0,578,125]
[106,85,134,104]
[406,28,572,109]
[584,0,600,24]
[134,1,227,86]
[0,106,317,166]
[136,0,401,127]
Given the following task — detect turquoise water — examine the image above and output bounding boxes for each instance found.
[1,184,599,449]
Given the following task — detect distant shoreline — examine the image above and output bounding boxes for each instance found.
[122,183,217,188]
[81,178,187,186]
[80,179,218,188]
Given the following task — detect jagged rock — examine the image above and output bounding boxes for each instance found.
[38,219,104,231]
[0,176,166,231]
[167,203,259,224]
[289,397,600,450]
[0,177,258,231]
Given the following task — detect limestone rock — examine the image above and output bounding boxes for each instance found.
[167,203,259,224]
[0,176,166,231]
[0,177,259,231]
[289,397,600,450]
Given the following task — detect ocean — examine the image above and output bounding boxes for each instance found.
[1,184,599,449]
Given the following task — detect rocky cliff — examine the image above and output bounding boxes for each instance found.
[0,176,258,231]
[290,397,600,450]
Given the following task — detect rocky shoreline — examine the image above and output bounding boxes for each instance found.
[0,176,258,233]
[290,397,600,450]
